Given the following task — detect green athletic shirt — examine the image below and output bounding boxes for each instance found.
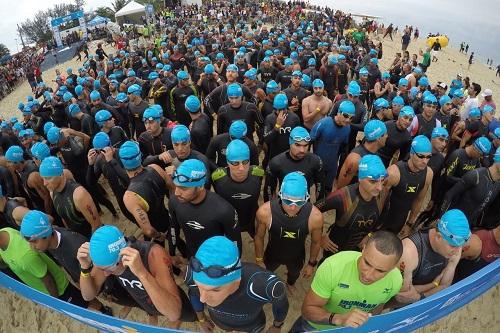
[309,251,402,330]
[0,228,68,296]
[422,52,431,66]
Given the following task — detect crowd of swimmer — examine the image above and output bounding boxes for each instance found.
[0,1,499,332]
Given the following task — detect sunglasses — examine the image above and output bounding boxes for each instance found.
[341,113,354,119]
[413,151,432,159]
[228,160,250,166]
[425,103,438,107]
[190,257,241,278]
[173,171,205,184]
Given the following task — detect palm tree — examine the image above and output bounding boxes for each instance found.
[0,43,11,58]
[111,0,132,13]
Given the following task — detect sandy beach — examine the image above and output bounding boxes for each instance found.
[0,34,498,333]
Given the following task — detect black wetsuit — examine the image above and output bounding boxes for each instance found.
[190,114,211,154]
[217,101,263,141]
[331,96,367,153]
[18,160,45,211]
[204,83,256,116]
[79,113,100,138]
[128,100,149,138]
[53,179,91,238]
[170,85,197,126]
[168,191,241,258]
[443,148,481,190]
[408,232,448,285]
[48,227,88,283]
[316,183,384,257]
[379,161,427,234]
[205,133,259,167]
[263,111,301,162]
[102,126,128,148]
[265,199,311,285]
[345,143,372,185]
[377,120,412,167]
[413,114,439,139]
[266,151,324,201]
[86,154,133,222]
[0,166,16,198]
[185,263,288,333]
[0,198,23,229]
[138,127,173,168]
[212,166,264,237]
[283,86,311,124]
[127,167,170,234]
[440,167,500,229]
[275,69,293,89]
[112,239,195,321]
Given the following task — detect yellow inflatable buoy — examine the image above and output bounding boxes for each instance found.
[427,36,449,48]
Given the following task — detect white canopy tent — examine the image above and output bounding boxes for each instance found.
[115,1,146,25]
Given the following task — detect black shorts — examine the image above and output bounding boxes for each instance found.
[59,283,88,308]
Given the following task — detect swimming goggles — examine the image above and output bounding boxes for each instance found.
[291,135,311,142]
[173,171,206,184]
[190,257,241,278]
[279,192,310,207]
[228,160,250,166]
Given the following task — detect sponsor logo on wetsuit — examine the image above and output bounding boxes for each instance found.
[406,184,420,193]
[118,277,144,290]
[232,193,252,199]
[186,221,205,230]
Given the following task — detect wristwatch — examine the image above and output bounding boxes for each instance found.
[80,263,93,274]
[308,260,318,267]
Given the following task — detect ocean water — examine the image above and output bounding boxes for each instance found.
[308,0,500,64]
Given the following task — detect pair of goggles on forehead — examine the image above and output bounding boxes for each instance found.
[291,135,311,142]
[279,191,310,207]
[190,257,241,278]
[173,171,206,183]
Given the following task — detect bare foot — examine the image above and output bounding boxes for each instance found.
[118,306,132,319]
[286,283,297,295]
[148,314,158,326]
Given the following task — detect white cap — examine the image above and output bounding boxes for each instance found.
[482,89,493,97]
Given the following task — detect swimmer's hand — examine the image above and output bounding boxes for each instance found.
[120,247,147,277]
[77,242,92,269]
[197,314,215,333]
[321,235,339,253]
[333,309,371,328]
[302,264,315,279]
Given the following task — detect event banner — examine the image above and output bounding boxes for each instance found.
[0,260,498,333]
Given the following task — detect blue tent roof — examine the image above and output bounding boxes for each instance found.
[88,16,110,26]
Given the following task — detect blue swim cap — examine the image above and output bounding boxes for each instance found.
[492,127,500,140]
[177,71,189,80]
[423,94,438,104]
[432,127,449,139]
[204,64,215,74]
[20,210,53,239]
[5,145,24,163]
[174,159,206,188]
[370,58,378,65]
[411,135,432,154]
[244,69,257,80]
[494,147,500,163]
[39,156,64,177]
[226,139,250,162]
[185,95,201,113]
[418,77,429,87]
[156,63,164,70]
[148,72,159,80]
[227,64,238,72]
[12,122,24,132]
[216,52,225,60]
[291,70,302,78]
[328,56,339,65]
[90,225,127,267]
[358,154,387,180]
[27,95,33,102]
[266,80,279,94]
[17,102,25,110]
[289,126,310,145]
[438,209,471,247]
[30,142,51,161]
[301,74,311,88]
[373,98,390,110]
[399,105,415,118]
[68,103,81,117]
[93,132,111,149]
[171,125,191,143]
[95,110,112,126]
[392,96,405,106]
[118,141,142,170]
[473,136,492,155]
[63,92,74,103]
[75,85,84,96]
[227,83,243,97]
[229,120,247,139]
[453,90,464,98]
[339,100,356,116]
[143,106,162,122]
[284,58,294,67]
[482,105,494,114]
[359,67,369,76]
[116,92,128,103]
[127,84,142,96]
[439,95,452,107]
[468,107,481,118]
[364,120,387,141]
[280,172,309,201]
[192,236,241,287]
[308,58,316,66]
[347,81,361,96]
[127,70,136,77]
[90,90,101,101]
[398,78,409,87]
[382,72,390,79]
[273,93,288,109]
[312,79,324,89]
[43,91,53,101]
[42,122,54,135]
[94,80,101,90]
[163,64,172,72]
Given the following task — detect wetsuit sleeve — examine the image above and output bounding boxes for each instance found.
[86,161,101,187]
[203,85,222,115]
[250,103,264,142]
[184,265,204,312]
[221,206,242,255]
[444,152,462,185]
[315,188,347,215]
[107,159,129,185]
[242,85,257,105]
[263,115,278,145]
[440,169,479,215]
[249,141,260,166]
[350,105,367,131]
[310,119,323,141]
[0,167,16,197]
[205,137,218,165]
[266,158,279,199]
[249,271,288,322]
[313,156,326,201]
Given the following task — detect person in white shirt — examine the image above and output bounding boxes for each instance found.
[461,82,481,120]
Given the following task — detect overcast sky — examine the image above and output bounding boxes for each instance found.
[0,0,111,53]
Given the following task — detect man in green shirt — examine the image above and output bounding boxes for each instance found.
[0,211,87,307]
[290,231,403,331]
